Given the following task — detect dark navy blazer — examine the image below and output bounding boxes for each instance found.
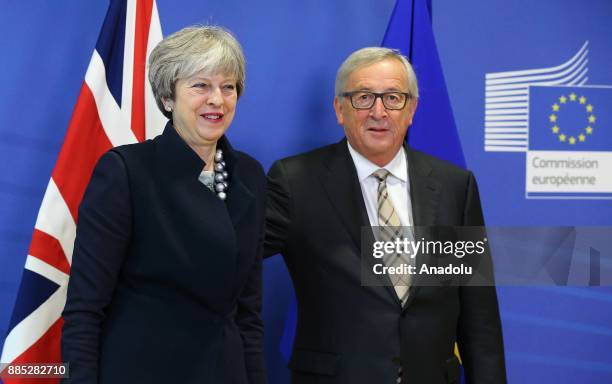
[61,123,267,384]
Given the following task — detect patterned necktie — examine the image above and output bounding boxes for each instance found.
[372,169,411,305]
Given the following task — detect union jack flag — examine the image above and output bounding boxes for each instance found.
[0,1,164,381]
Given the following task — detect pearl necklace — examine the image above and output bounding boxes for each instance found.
[213,149,229,200]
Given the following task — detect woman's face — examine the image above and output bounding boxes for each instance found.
[168,71,238,150]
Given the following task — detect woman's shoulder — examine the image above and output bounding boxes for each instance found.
[233,150,264,176]
[100,139,159,173]
[232,150,266,196]
[110,139,156,159]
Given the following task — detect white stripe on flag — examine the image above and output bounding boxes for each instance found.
[145,0,167,139]
[25,255,70,287]
[34,179,76,265]
[0,258,68,363]
[120,0,137,129]
[85,51,138,147]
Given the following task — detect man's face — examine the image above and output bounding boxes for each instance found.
[334,59,417,166]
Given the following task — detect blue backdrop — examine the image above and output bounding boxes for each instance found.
[1,1,611,383]
[434,1,612,383]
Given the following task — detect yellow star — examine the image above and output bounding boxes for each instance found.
[559,134,566,142]
[569,93,577,101]
[552,125,560,133]
[549,114,557,122]
[586,104,593,112]
[586,126,593,134]
[579,134,586,142]
[559,96,567,103]
[588,115,596,123]
[579,96,586,104]
[552,104,560,112]
[569,136,576,145]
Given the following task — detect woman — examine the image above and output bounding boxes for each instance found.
[61,26,266,384]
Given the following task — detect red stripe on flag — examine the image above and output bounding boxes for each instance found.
[28,230,71,275]
[130,0,154,143]
[51,84,113,222]
[2,318,63,384]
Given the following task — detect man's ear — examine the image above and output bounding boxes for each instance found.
[333,96,344,125]
[407,97,419,125]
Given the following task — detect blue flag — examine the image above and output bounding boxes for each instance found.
[526,85,612,198]
[529,85,612,151]
[383,0,465,168]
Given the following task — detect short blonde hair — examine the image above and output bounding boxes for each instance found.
[148,25,246,119]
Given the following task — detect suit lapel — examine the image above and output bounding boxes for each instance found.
[226,174,255,298]
[319,140,404,306]
[403,145,441,311]
[226,177,254,232]
[220,138,256,296]
[318,141,446,310]
[407,146,440,227]
[216,135,255,232]
[319,140,370,251]
[156,124,255,293]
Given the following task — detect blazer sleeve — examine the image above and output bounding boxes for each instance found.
[61,151,132,383]
[457,172,507,384]
[235,165,268,384]
[264,160,292,258]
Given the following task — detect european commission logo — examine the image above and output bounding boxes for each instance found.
[484,41,612,199]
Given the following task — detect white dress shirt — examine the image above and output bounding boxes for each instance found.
[347,142,414,228]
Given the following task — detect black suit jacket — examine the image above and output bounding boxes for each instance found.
[62,123,267,384]
[265,139,506,384]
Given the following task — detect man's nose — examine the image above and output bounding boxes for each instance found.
[370,96,387,119]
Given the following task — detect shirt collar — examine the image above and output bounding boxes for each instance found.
[347,141,408,183]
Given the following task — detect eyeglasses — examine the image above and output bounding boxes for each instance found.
[341,91,412,110]
[340,91,412,110]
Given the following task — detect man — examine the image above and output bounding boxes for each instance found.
[265,47,506,384]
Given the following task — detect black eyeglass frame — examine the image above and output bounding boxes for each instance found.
[340,91,413,110]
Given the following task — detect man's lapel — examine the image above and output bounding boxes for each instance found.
[406,145,440,227]
[319,139,403,306]
[319,139,369,251]
[403,145,441,311]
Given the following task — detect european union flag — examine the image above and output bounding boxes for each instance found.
[529,85,612,151]
[383,0,465,168]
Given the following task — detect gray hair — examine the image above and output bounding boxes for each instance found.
[148,25,246,119]
[335,47,418,99]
